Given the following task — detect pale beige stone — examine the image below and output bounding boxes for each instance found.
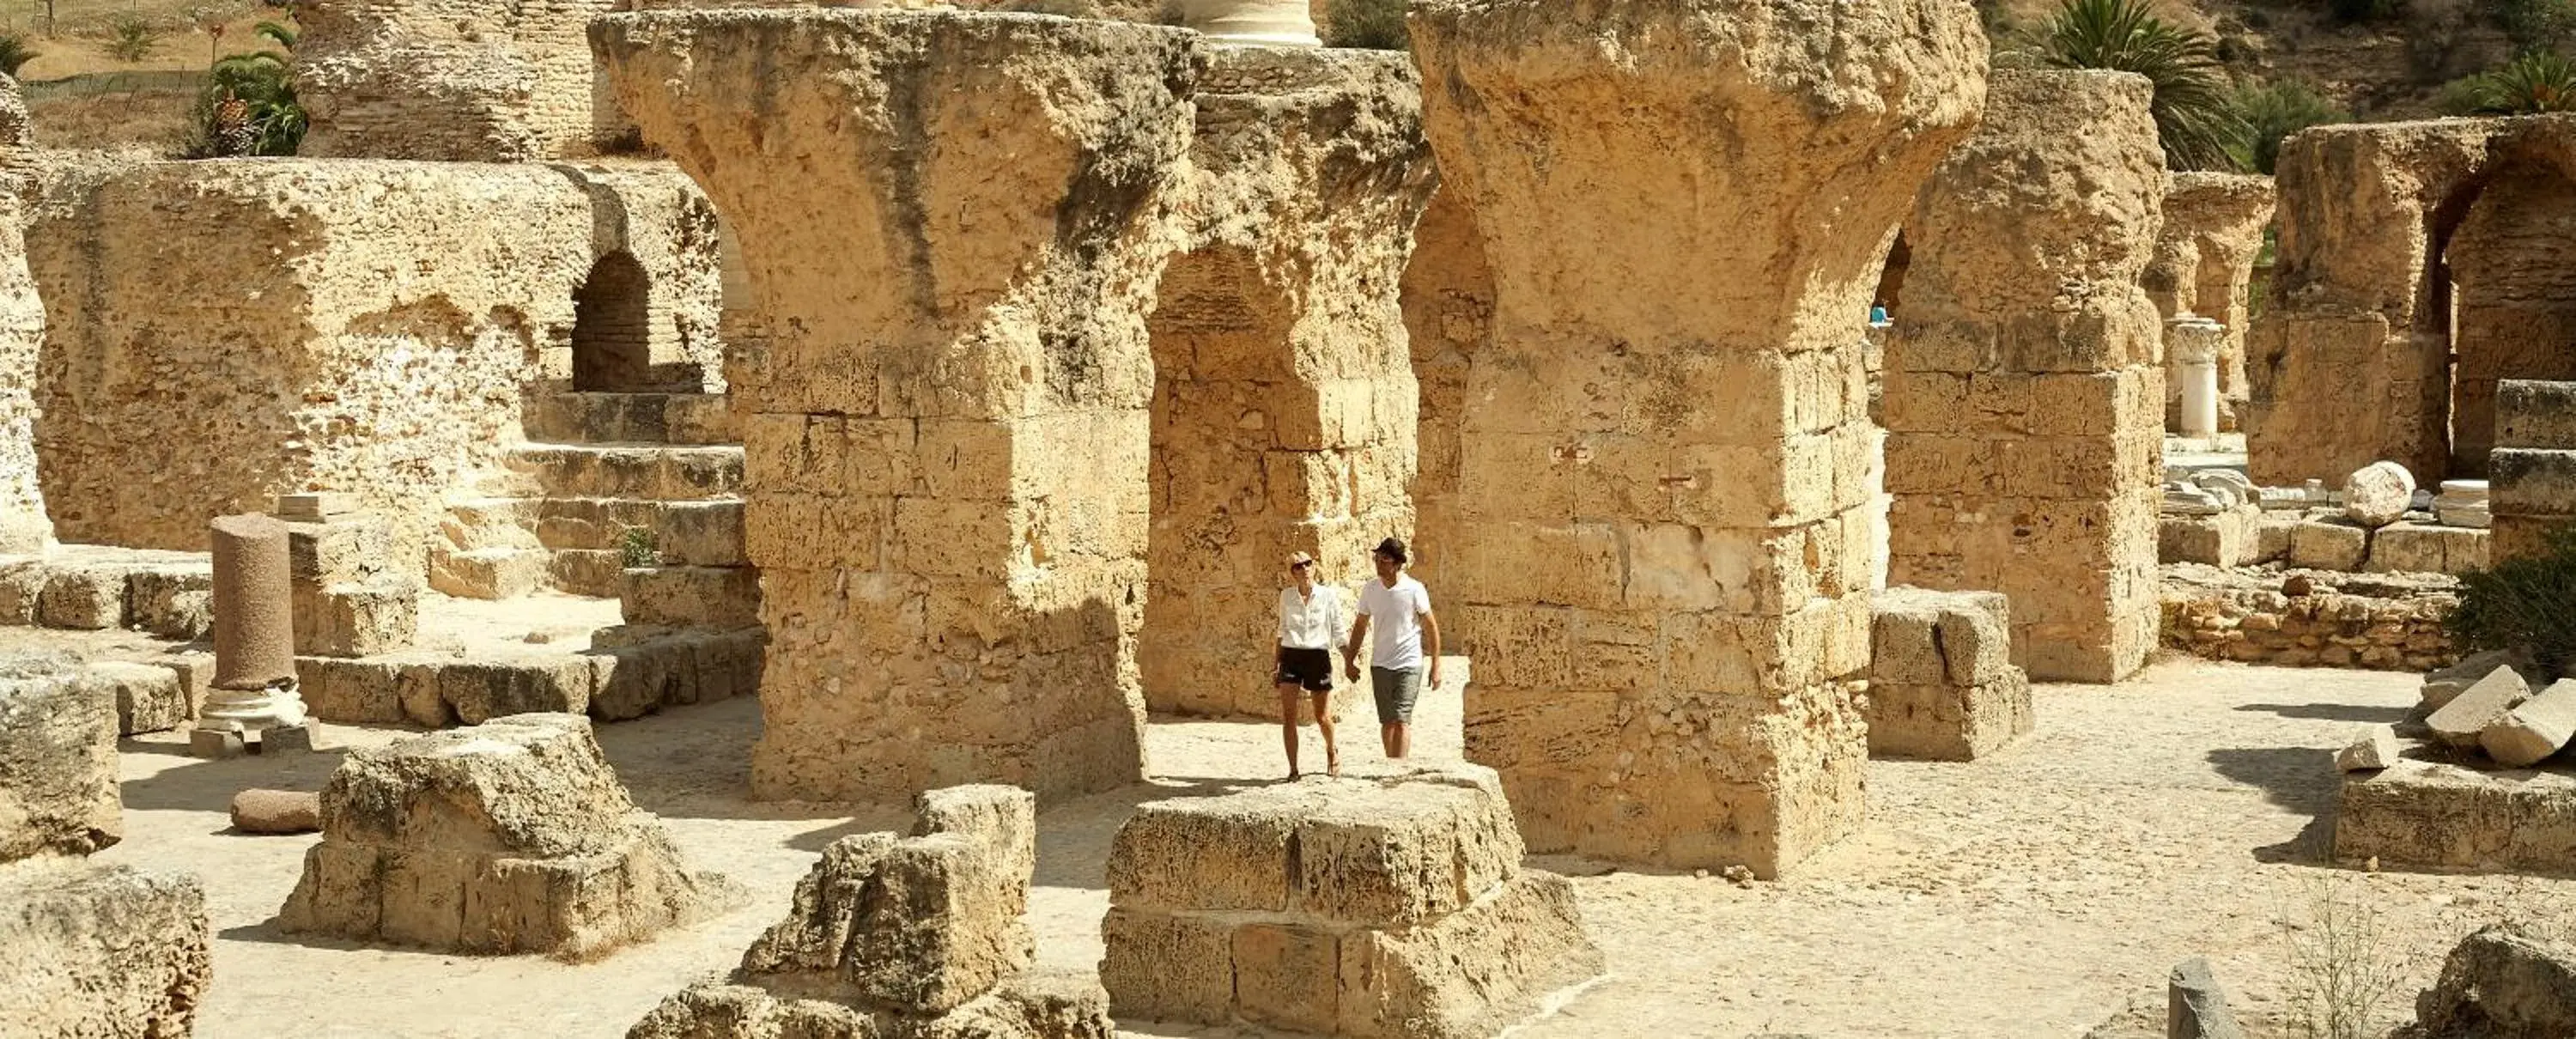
[2336,724,2400,772]
[2427,666,2532,750]
[1411,0,1982,875]
[1141,45,1433,720]
[1867,587,2032,762]
[276,713,737,958]
[1399,188,1492,599]
[2144,173,2274,432]
[2482,678,2576,768]
[2343,460,2418,528]
[27,160,724,574]
[2336,757,2576,875]
[0,655,118,860]
[1885,70,2164,685]
[2247,119,2501,484]
[0,857,210,1039]
[598,10,1200,801]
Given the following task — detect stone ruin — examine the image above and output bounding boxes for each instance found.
[1407,0,1982,875]
[2143,173,2275,436]
[277,712,738,958]
[27,158,722,573]
[1101,763,1601,1037]
[0,654,210,1036]
[1398,188,1492,598]
[1885,68,2165,685]
[2491,379,2576,564]
[1139,45,1433,720]
[629,784,1111,1039]
[1866,586,2032,762]
[2332,648,2576,875]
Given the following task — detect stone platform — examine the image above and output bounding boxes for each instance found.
[0,857,211,1036]
[1102,763,1601,1037]
[2335,749,2576,876]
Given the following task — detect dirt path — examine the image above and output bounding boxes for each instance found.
[94,657,2575,1038]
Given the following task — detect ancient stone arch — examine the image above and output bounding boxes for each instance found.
[571,250,655,392]
[2444,136,2576,477]
[1399,188,1494,602]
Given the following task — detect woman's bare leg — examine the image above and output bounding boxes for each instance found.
[1311,691,1339,776]
[1278,684,1305,778]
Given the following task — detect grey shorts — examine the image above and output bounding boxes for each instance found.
[1370,666,1423,724]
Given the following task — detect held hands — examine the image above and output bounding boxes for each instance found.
[1343,658,1360,682]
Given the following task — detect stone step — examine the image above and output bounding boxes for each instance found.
[490,444,744,501]
[622,566,761,629]
[295,625,767,726]
[524,392,738,447]
[438,497,747,599]
[428,547,549,601]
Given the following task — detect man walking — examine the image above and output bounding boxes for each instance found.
[1346,537,1440,760]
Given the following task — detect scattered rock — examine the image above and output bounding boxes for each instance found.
[229,789,320,835]
[2399,926,2576,1039]
[2481,679,2576,768]
[2281,574,2318,598]
[2423,649,2527,711]
[2427,667,2533,750]
[2345,460,2419,528]
[2336,725,2402,772]
[2167,957,2247,1039]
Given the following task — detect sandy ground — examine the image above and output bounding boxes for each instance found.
[94,655,2576,1039]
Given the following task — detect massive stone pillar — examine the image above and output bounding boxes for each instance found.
[1141,47,1436,719]
[2142,173,2275,433]
[2246,120,2500,485]
[1884,70,2166,684]
[597,11,1200,800]
[1410,0,1984,874]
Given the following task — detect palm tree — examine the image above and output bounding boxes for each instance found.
[2029,0,2246,171]
[2458,51,2576,114]
[2226,79,2347,174]
[185,18,304,157]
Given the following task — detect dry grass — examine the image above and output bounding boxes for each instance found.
[26,87,192,151]
[8,3,287,82]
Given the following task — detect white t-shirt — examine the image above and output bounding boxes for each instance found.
[1277,586,1343,651]
[1356,574,1433,671]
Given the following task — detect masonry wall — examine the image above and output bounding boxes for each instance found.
[1140,46,1433,719]
[2246,119,2500,484]
[1884,70,2166,684]
[26,158,721,570]
[2143,172,2273,430]
[1399,188,1492,599]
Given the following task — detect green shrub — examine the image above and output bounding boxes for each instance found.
[0,31,37,77]
[620,527,659,568]
[1324,0,1407,49]
[106,15,158,63]
[2449,521,2576,673]
[2446,50,2576,113]
[2226,79,2347,175]
[2485,0,2576,48]
[2029,0,2246,170]
[181,37,305,157]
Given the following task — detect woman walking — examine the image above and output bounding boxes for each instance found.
[1274,551,1342,779]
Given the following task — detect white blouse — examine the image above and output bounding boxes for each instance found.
[1277,586,1344,651]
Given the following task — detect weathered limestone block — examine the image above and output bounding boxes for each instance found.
[2482,678,2576,767]
[598,10,1200,801]
[628,785,1111,1039]
[1411,0,1983,873]
[2289,519,2370,571]
[621,565,760,629]
[2144,173,2274,433]
[1141,45,1435,720]
[299,0,611,161]
[0,654,118,860]
[1886,70,2164,684]
[2344,460,2418,527]
[2159,506,2262,568]
[2403,926,2576,1038]
[27,159,724,573]
[2491,379,2576,564]
[1102,764,1601,1036]
[2362,521,2488,575]
[2336,757,2576,874]
[83,659,192,736]
[276,713,736,958]
[2428,666,2532,749]
[1866,586,2032,761]
[741,787,1035,1015]
[2336,724,2400,771]
[0,857,210,1039]
[2247,120,2501,484]
[2422,648,2529,710]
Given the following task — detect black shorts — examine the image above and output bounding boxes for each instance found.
[1274,647,1334,693]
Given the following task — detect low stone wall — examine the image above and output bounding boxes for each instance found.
[2160,563,2460,671]
[26,158,721,573]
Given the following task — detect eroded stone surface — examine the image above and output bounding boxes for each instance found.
[1102,763,1601,1036]
[1886,69,2165,685]
[2336,756,2576,875]
[1866,586,2032,761]
[276,713,736,958]
[1410,0,1984,874]
[598,9,1200,801]
[2144,173,2275,434]
[0,857,210,1039]
[0,653,118,860]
